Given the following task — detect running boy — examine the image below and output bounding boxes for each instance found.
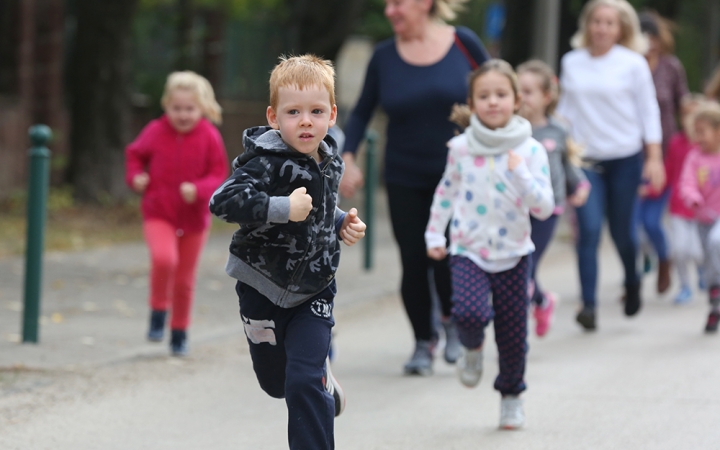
[209,55,366,449]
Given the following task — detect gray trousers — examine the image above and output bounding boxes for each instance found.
[698,222,720,308]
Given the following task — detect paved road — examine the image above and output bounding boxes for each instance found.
[2,240,720,448]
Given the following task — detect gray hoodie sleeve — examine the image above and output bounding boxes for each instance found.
[209,156,289,224]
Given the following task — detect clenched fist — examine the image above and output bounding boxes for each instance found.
[132,173,150,193]
[507,150,523,171]
[180,182,197,204]
[289,187,313,222]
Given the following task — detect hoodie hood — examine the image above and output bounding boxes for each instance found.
[466,114,532,156]
[234,126,338,169]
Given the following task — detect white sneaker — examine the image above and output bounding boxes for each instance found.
[499,395,524,430]
[456,347,483,388]
[324,357,346,417]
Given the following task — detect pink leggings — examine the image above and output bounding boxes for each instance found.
[143,220,209,330]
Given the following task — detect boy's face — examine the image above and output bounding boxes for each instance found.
[267,84,337,159]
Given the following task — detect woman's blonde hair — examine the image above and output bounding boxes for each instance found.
[429,0,468,22]
[705,65,720,101]
[571,0,647,54]
[161,71,222,125]
[450,59,519,129]
[517,59,559,116]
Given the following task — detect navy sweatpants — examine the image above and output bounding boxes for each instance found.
[236,281,336,450]
[451,256,530,396]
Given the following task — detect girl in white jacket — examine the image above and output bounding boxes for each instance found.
[426,59,554,430]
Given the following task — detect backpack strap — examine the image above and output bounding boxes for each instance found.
[454,32,479,70]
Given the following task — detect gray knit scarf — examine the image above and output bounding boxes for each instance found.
[466,113,532,156]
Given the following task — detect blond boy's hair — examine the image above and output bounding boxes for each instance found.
[571,0,647,54]
[161,71,222,125]
[269,55,336,110]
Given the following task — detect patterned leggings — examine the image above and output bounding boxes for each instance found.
[451,255,530,395]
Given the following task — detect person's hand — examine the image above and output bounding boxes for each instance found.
[427,247,447,261]
[339,153,364,199]
[289,187,313,222]
[569,185,590,207]
[179,182,197,204]
[340,208,366,246]
[643,151,666,193]
[507,150,524,171]
[132,173,150,194]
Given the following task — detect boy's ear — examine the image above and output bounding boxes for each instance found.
[329,104,338,128]
[266,106,280,130]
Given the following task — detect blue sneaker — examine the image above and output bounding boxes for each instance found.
[674,286,693,305]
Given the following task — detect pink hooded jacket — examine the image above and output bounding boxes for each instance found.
[679,148,720,224]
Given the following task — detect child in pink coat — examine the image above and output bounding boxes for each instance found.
[679,102,720,332]
[125,71,229,355]
[665,95,705,304]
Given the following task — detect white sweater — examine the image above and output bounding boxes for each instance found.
[557,45,662,161]
[425,125,554,273]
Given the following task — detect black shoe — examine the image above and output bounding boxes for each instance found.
[575,307,596,331]
[323,357,346,417]
[624,282,642,317]
[705,311,720,333]
[147,310,167,342]
[170,329,188,356]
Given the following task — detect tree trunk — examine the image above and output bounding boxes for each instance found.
[499,0,535,67]
[67,0,137,202]
[176,0,194,70]
[287,0,367,61]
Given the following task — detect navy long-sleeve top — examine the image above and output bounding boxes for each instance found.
[343,26,489,189]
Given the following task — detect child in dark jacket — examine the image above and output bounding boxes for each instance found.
[209,55,366,450]
[125,71,228,356]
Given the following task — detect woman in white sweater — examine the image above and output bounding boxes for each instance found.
[557,0,665,330]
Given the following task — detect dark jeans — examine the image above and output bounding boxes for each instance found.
[530,214,559,306]
[576,152,643,308]
[387,183,453,342]
[635,188,670,261]
[451,256,530,395]
[237,281,336,450]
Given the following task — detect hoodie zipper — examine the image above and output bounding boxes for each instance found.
[285,152,337,290]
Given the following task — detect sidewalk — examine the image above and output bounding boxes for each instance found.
[0,195,399,370]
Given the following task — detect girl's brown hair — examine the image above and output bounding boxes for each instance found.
[450,59,519,129]
[516,59,559,116]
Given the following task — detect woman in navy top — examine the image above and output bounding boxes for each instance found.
[342,0,488,376]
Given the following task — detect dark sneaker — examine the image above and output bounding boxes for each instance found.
[170,329,188,356]
[403,340,434,376]
[323,357,346,417]
[576,307,596,331]
[624,282,642,316]
[147,310,167,342]
[705,311,720,333]
[441,319,461,364]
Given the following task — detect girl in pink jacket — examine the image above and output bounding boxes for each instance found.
[125,72,229,355]
[679,102,720,332]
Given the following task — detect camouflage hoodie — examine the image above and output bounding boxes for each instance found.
[209,126,345,308]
